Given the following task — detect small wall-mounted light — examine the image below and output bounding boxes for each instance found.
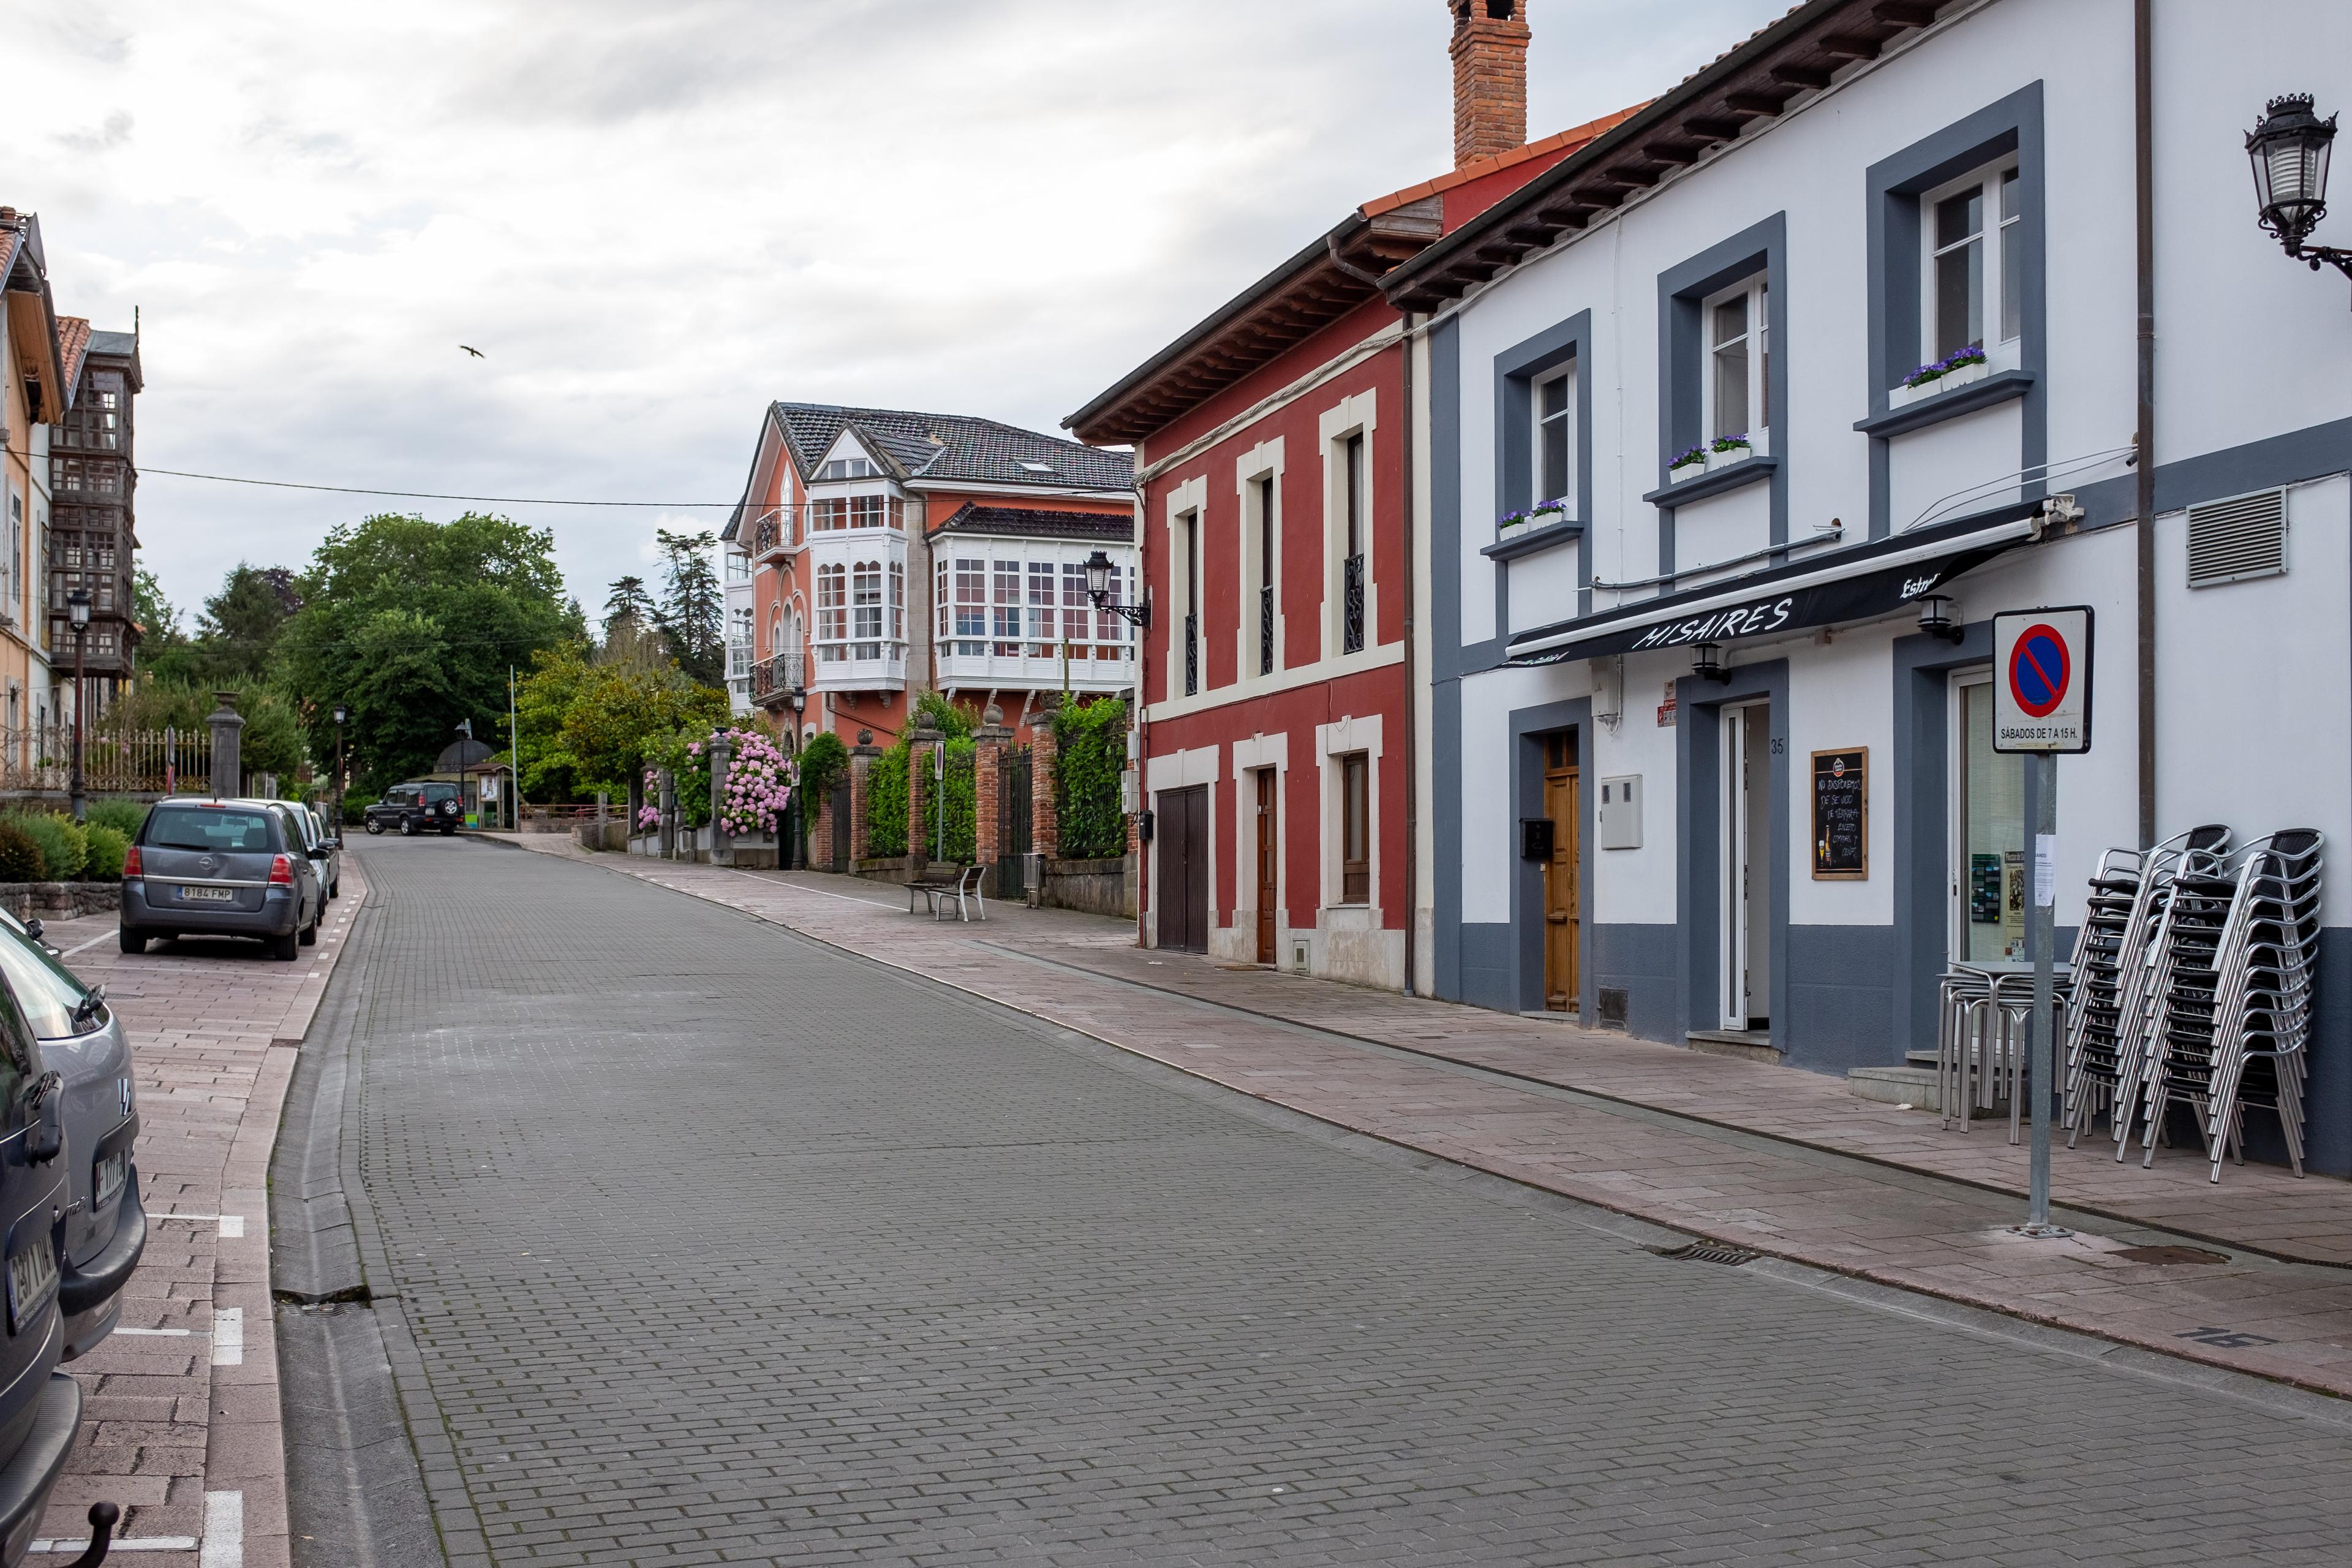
[1083,548,1150,629]
[1692,641,1734,684]
[1917,594,1965,644]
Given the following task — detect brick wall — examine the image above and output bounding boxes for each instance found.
[1449,0,1529,169]
[1031,717,1061,864]
[849,744,876,860]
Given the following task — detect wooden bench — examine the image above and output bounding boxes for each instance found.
[908,862,986,922]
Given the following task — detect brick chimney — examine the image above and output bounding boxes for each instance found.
[1449,0,1531,169]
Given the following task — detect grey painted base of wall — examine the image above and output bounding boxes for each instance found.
[1592,923,1681,1044]
[1783,925,1898,1076]
[1457,922,1516,1016]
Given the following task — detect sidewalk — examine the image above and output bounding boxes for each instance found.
[511,836,2352,1399]
[28,867,368,1567]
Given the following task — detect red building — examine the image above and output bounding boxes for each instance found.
[1065,1,1632,987]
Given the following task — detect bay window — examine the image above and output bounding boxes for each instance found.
[816,564,846,660]
[851,560,883,657]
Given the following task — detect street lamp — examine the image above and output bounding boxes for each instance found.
[331,704,348,841]
[66,589,89,823]
[1082,549,1150,628]
[453,718,472,826]
[2246,94,2352,282]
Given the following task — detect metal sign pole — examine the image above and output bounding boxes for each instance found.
[2024,750,2065,1235]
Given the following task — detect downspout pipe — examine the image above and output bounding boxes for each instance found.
[2135,0,2158,847]
[1399,312,1420,996]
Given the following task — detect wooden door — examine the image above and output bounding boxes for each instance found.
[1157,785,1211,954]
[1254,770,1278,964]
[1543,739,1580,1011]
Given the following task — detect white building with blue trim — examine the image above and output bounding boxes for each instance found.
[1387,0,2352,1175]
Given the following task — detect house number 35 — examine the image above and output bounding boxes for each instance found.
[1770,737,1785,755]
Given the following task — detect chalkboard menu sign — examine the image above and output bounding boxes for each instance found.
[1811,747,1869,880]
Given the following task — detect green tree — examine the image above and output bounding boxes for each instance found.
[603,575,656,646]
[275,512,584,791]
[132,568,198,685]
[652,529,723,687]
[188,564,301,684]
[556,660,728,794]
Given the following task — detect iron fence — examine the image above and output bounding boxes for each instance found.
[0,725,211,795]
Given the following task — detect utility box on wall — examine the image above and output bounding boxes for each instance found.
[1598,774,1643,850]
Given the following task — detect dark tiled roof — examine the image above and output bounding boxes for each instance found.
[771,402,1133,492]
[87,329,136,357]
[929,503,1134,543]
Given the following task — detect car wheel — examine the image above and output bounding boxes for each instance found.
[118,927,146,955]
[270,930,300,961]
[326,879,339,901]
[299,915,318,947]
[366,820,384,835]
[399,818,415,837]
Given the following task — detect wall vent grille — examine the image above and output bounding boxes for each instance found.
[2186,488,2288,589]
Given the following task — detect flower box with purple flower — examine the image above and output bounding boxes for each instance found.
[1496,497,1572,538]
[1889,346,1990,408]
[1667,445,1708,483]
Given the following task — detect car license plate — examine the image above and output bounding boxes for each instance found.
[94,1150,127,1212]
[178,885,235,903]
[7,1240,56,1333]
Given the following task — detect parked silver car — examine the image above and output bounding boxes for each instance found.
[293,803,341,902]
[0,966,80,1567]
[0,925,141,1360]
[119,797,325,960]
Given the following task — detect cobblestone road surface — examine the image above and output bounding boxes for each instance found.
[346,839,2352,1566]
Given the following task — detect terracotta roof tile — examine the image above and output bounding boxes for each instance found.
[56,315,92,396]
[1360,104,1651,219]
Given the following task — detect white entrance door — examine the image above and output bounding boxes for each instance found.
[1721,703,1771,1030]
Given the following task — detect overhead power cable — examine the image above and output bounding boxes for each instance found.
[2,447,736,508]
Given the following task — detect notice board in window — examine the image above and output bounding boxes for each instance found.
[1810,747,1868,880]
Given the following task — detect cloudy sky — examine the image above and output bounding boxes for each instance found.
[6,0,1785,622]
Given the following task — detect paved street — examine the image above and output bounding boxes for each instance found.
[326,837,2352,1567]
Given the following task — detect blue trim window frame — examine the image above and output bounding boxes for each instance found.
[1488,310,1593,624]
[1651,214,1789,582]
[1859,83,2046,537]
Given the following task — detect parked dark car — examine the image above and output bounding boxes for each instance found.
[118,798,326,960]
[0,924,141,1362]
[364,782,461,837]
[0,965,83,1567]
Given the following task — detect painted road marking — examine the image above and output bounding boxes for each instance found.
[61,931,116,958]
[211,1307,243,1366]
[115,1326,198,1338]
[202,1491,243,1568]
[31,1536,202,1553]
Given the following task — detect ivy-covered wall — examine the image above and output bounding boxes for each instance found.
[1054,697,1128,860]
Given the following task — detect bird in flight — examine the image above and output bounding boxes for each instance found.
[460,344,484,358]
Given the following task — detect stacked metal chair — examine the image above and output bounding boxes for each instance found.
[2061,827,2230,1155]
[2138,831,2324,1181]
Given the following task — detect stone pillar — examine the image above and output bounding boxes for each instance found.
[709,732,734,865]
[207,692,244,798]
[973,704,1010,891]
[848,731,877,862]
[907,726,940,873]
[1030,697,1061,864]
[657,769,676,858]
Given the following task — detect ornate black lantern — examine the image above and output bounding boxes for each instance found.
[1082,548,1150,628]
[2247,94,2352,281]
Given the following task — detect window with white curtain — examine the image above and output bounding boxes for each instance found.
[1702,275,1768,447]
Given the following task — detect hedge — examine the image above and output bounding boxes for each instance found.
[865,745,908,857]
[918,737,977,864]
[1054,697,1128,859]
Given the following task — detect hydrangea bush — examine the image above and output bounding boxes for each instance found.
[718,730,794,837]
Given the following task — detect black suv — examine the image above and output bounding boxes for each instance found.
[364,782,462,837]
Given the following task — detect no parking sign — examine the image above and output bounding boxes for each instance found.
[1992,607,2094,754]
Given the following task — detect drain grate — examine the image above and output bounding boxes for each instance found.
[2109,1245,2231,1266]
[1648,1240,1761,1267]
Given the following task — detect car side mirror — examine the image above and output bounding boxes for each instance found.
[307,847,330,860]
[25,1072,62,1165]
[22,919,42,942]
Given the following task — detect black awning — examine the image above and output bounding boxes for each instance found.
[1504,503,2046,668]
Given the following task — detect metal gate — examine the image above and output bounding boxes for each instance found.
[829,778,852,872]
[998,747,1032,897]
